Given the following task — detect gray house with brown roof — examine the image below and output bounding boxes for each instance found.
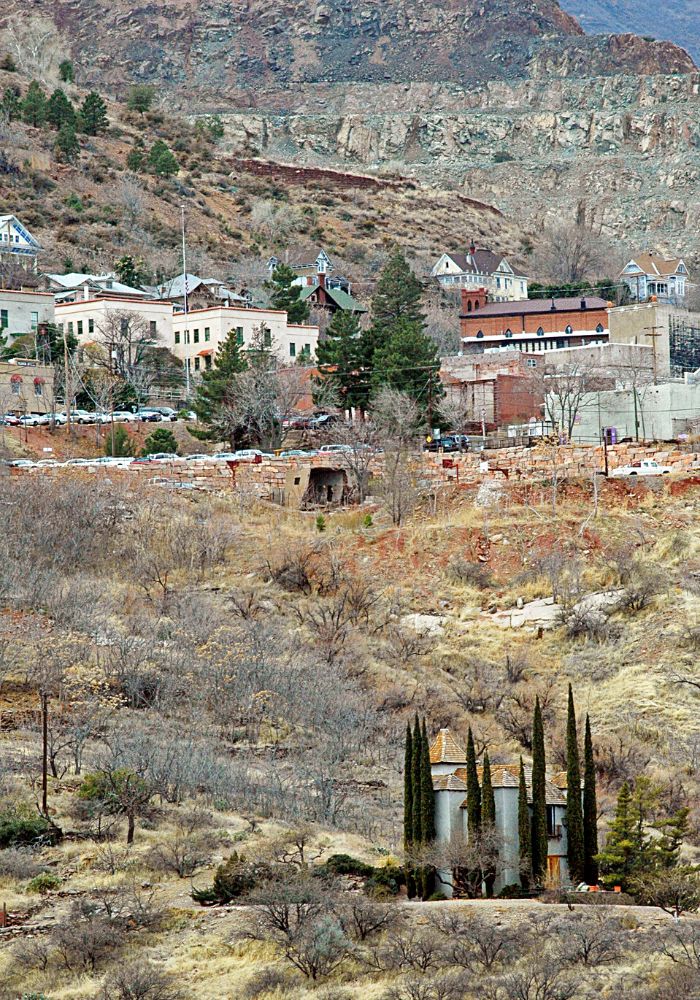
[430,729,570,896]
[431,245,528,302]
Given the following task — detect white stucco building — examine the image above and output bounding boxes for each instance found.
[430,729,570,896]
[55,297,173,348]
[0,289,55,345]
[171,306,319,375]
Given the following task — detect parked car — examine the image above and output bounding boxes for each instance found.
[154,407,178,421]
[63,458,92,466]
[282,415,314,430]
[36,458,60,467]
[136,408,163,422]
[148,452,182,462]
[309,413,340,429]
[9,458,34,467]
[610,460,673,477]
[50,412,67,426]
[19,413,49,427]
[212,451,238,460]
[233,449,272,461]
[424,435,470,453]
[318,444,353,454]
[3,414,20,426]
[280,449,313,458]
[111,410,140,423]
[181,410,197,422]
[72,409,97,424]
[184,453,212,461]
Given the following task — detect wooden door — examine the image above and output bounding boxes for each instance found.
[546,855,561,887]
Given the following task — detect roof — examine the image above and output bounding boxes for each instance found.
[461,295,608,319]
[47,273,146,296]
[299,281,367,313]
[429,728,467,764]
[445,249,508,276]
[156,272,247,303]
[432,773,467,792]
[0,215,42,250]
[623,254,687,278]
[470,763,567,806]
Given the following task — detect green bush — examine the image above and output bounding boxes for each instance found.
[192,851,271,905]
[324,854,374,878]
[427,890,447,901]
[26,871,61,894]
[141,427,178,456]
[365,864,405,896]
[315,514,326,533]
[498,882,529,898]
[0,804,52,849]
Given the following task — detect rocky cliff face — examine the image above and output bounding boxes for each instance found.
[560,0,699,63]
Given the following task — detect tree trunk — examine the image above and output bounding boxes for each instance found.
[127,812,135,845]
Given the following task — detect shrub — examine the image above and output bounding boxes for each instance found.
[242,967,291,999]
[564,608,620,643]
[26,871,61,894]
[0,803,52,848]
[498,882,529,898]
[316,514,326,532]
[191,851,270,904]
[324,853,374,877]
[141,427,178,456]
[447,557,494,589]
[0,848,46,881]
[366,864,405,896]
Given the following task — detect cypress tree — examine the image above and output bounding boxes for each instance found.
[583,714,599,885]
[530,696,548,884]
[411,715,423,846]
[403,722,416,898]
[481,751,496,898]
[465,728,481,837]
[420,719,435,899]
[518,757,531,891]
[565,685,585,884]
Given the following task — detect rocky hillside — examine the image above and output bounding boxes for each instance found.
[560,0,699,63]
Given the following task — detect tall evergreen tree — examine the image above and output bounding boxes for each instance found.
[55,123,80,163]
[465,728,481,837]
[1,86,21,121]
[147,139,179,177]
[481,751,496,898]
[565,685,585,884]
[192,328,247,447]
[596,782,640,891]
[371,317,443,414]
[265,263,310,324]
[80,91,108,135]
[58,59,74,83]
[653,807,690,869]
[411,715,423,847]
[21,80,47,127]
[314,309,369,411]
[46,88,75,130]
[530,696,548,884]
[420,719,435,899]
[370,248,425,339]
[403,722,416,898]
[583,714,599,885]
[518,757,531,891]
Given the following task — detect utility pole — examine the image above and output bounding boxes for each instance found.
[633,386,639,442]
[181,205,190,400]
[601,427,609,477]
[41,691,48,817]
[63,323,72,437]
[642,323,663,385]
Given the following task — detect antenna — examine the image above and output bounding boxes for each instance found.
[181,205,190,398]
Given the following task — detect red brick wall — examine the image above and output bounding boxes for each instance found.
[460,305,608,338]
[494,374,543,426]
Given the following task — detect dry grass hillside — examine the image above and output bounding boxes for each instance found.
[0,467,699,997]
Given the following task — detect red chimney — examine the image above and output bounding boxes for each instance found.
[469,238,476,255]
[318,270,326,289]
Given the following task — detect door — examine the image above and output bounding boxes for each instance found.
[546,855,561,887]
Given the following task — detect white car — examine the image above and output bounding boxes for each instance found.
[111,411,140,423]
[318,444,352,454]
[233,449,272,461]
[19,413,49,427]
[610,460,672,477]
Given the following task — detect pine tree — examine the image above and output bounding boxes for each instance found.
[314,309,369,411]
[46,88,75,130]
[114,255,145,288]
[80,91,108,135]
[55,123,80,163]
[105,425,133,458]
[127,84,155,114]
[411,715,423,847]
[58,59,74,83]
[596,782,638,891]
[518,757,531,891]
[481,751,496,898]
[142,427,178,456]
[403,721,416,899]
[465,727,481,837]
[583,714,599,885]
[1,86,21,122]
[371,317,444,413]
[653,807,690,869]
[530,696,548,884]
[21,81,47,127]
[147,139,179,177]
[126,140,145,172]
[265,263,310,324]
[370,248,425,340]
[191,328,247,446]
[565,685,585,884]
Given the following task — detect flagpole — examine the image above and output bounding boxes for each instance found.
[181,205,190,398]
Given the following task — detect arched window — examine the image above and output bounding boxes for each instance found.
[505,329,513,338]
[595,323,604,333]
[474,301,479,310]
[536,327,544,336]
[476,330,484,339]
[565,325,573,335]
[10,374,22,396]
[467,301,472,313]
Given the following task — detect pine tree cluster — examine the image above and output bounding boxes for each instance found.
[403,715,436,900]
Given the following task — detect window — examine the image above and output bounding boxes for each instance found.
[476,330,484,339]
[595,323,604,333]
[263,327,272,349]
[10,376,21,395]
[304,344,310,355]
[536,327,544,336]
[496,277,501,289]
[194,357,200,371]
[505,329,513,338]
[185,330,190,345]
[68,322,74,335]
[289,343,296,358]
[120,317,128,334]
[205,355,212,370]
[88,318,94,334]
[193,328,200,344]
[546,806,557,838]
[30,311,38,331]
[0,310,7,330]
[150,320,157,336]
[204,327,210,342]
[174,331,181,345]
[77,320,83,336]
[556,339,565,349]
[565,325,573,335]
[34,381,43,396]
[58,323,64,333]
[527,358,537,368]
[236,327,244,346]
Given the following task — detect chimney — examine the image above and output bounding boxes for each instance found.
[318,270,326,289]
[469,238,476,255]
[461,288,469,314]
[580,298,587,309]
[550,298,556,311]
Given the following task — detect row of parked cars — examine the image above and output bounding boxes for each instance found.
[2,407,194,428]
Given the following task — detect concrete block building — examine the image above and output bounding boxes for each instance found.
[430,729,570,896]
[0,289,55,345]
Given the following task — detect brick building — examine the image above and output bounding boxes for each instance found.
[459,290,609,356]
[441,352,542,431]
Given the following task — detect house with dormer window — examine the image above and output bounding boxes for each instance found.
[619,253,690,304]
[0,215,41,274]
[431,244,528,302]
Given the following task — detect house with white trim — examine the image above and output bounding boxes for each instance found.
[431,245,528,302]
[0,215,41,273]
[619,253,690,304]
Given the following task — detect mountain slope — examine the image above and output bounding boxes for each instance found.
[559,0,699,63]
